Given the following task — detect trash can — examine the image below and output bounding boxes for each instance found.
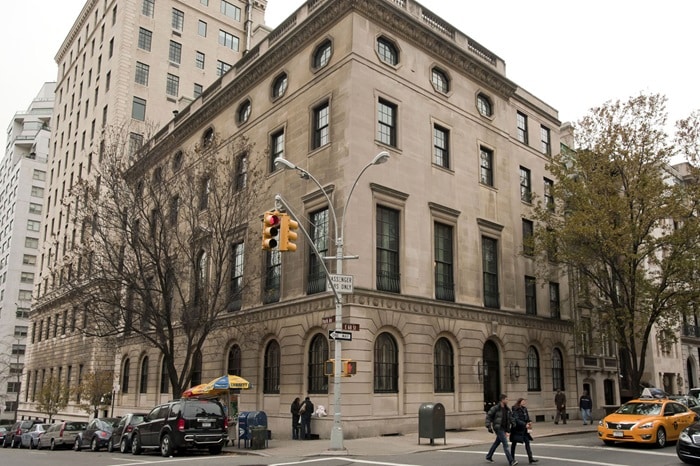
[250,427,267,449]
[418,402,446,445]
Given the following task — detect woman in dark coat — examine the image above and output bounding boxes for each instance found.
[511,398,538,463]
[290,397,301,439]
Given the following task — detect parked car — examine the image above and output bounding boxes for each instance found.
[598,388,696,447]
[677,420,700,463]
[39,421,88,450]
[3,420,39,448]
[20,423,51,449]
[131,398,228,456]
[107,412,147,453]
[0,426,8,445]
[671,395,700,415]
[74,417,120,451]
[689,388,700,399]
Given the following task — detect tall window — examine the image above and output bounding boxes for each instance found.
[307,209,329,295]
[235,152,248,191]
[519,166,531,203]
[142,0,154,17]
[431,67,449,93]
[313,40,332,69]
[218,30,239,51]
[166,74,179,96]
[194,83,203,98]
[552,348,565,391]
[169,195,179,225]
[121,359,130,393]
[525,276,537,315]
[270,129,284,172]
[171,8,184,31]
[263,250,281,304]
[549,282,561,318]
[135,61,149,85]
[377,37,399,65]
[216,60,231,76]
[516,111,528,144]
[138,28,152,51]
[434,222,454,301]
[376,206,400,293]
[229,242,244,311]
[522,219,534,256]
[220,0,241,20]
[527,346,541,391]
[195,51,205,69]
[433,124,449,168]
[308,334,329,394]
[194,250,207,305]
[139,357,149,393]
[160,359,169,393]
[263,341,280,393]
[191,350,202,386]
[198,20,207,37]
[374,333,398,393]
[480,147,493,186]
[544,178,554,211]
[482,236,499,308]
[377,99,397,147]
[312,101,330,149]
[540,125,551,155]
[168,40,182,64]
[131,97,146,121]
[434,337,454,393]
[199,177,210,211]
[227,345,241,375]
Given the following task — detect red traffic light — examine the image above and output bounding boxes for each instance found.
[262,211,281,250]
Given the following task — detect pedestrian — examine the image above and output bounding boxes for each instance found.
[485,394,518,466]
[510,398,538,464]
[290,397,301,439]
[300,396,314,440]
[554,389,567,424]
[579,390,593,425]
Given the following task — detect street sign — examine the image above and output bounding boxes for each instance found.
[327,274,354,294]
[342,323,359,331]
[322,316,336,324]
[329,330,352,341]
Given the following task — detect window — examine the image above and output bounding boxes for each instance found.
[25,237,39,249]
[169,195,179,225]
[477,93,493,117]
[27,220,40,232]
[216,60,231,76]
[160,359,169,393]
[312,101,330,149]
[434,222,454,301]
[234,152,248,191]
[237,99,251,124]
[263,341,280,393]
[377,36,399,65]
[142,0,154,17]
[227,345,241,375]
[194,83,203,98]
[172,151,183,171]
[199,177,210,211]
[171,8,184,31]
[121,359,130,393]
[540,125,551,155]
[517,111,528,144]
[374,333,398,393]
[31,186,44,198]
[313,40,332,69]
[23,255,37,266]
[527,347,541,391]
[434,338,454,393]
[308,334,329,394]
[433,124,449,168]
[552,348,565,391]
[191,350,202,386]
[33,169,46,180]
[169,41,182,64]
[377,98,397,147]
[263,250,281,304]
[549,282,560,318]
[135,61,149,85]
[522,219,534,256]
[544,178,554,211]
[14,326,28,338]
[376,206,400,293]
[198,20,207,37]
[220,0,241,20]
[519,166,531,203]
[166,73,179,96]
[19,291,33,301]
[307,209,329,294]
[272,72,288,99]
[431,67,449,93]
[482,236,499,308]
[480,146,493,186]
[138,28,152,51]
[218,30,239,51]
[270,129,284,172]
[132,97,146,121]
[139,357,149,393]
[525,276,537,315]
[195,51,205,69]
[229,242,244,311]
[129,132,144,156]
[20,272,34,283]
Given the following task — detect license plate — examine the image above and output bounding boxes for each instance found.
[202,422,211,428]
[613,431,623,438]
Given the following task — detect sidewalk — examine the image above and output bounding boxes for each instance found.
[224,421,598,458]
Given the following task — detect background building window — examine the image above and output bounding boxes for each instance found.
[121,359,130,393]
[312,101,330,149]
[264,341,280,393]
[198,20,207,37]
[527,346,541,391]
[434,337,454,392]
[218,30,239,51]
[131,97,146,121]
[270,129,284,172]
[519,166,531,203]
[552,348,565,391]
[171,8,184,31]
[480,146,493,186]
[482,236,499,308]
[377,99,397,147]
[166,74,179,97]
[139,357,149,393]
[525,276,537,315]
[308,334,329,394]
[433,124,449,168]
[517,111,529,144]
[195,51,205,69]
[160,359,169,393]
[313,40,332,69]
[138,28,152,51]
[168,40,182,64]
[431,67,449,93]
[237,100,251,124]
[134,61,149,85]
[522,219,534,256]
[142,0,154,17]
[307,208,329,295]
[190,350,202,386]
[540,125,551,155]
[377,37,399,65]
[549,282,561,318]
[220,0,241,20]
[374,333,398,393]
[477,93,493,117]
[434,222,454,301]
[229,242,244,311]
[376,206,400,293]
[227,345,241,375]
[272,72,288,99]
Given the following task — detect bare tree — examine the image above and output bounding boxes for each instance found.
[36,374,69,423]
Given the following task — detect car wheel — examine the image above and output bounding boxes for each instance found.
[12,436,20,448]
[50,439,56,451]
[91,437,100,452]
[208,445,223,455]
[28,439,34,450]
[74,438,81,451]
[655,426,667,448]
[160,433,173,457]
[120,437,129,454]
[603,440,615,446]
[131,434,142,455]
[107,439,114,452]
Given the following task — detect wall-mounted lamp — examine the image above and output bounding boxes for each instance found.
[509,361,520,381]
[477,361,488,382]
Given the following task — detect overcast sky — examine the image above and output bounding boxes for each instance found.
[1,0,698,154]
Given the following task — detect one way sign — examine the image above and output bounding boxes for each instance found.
[329,330,352,341]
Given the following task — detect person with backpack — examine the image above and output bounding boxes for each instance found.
[299,396,314,440]
[510,398,538,464]
[485,394,518,465]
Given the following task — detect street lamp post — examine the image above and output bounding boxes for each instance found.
[14,339,22,422]
[275,151,389,451]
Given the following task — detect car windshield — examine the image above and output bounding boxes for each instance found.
[616,402,662,415]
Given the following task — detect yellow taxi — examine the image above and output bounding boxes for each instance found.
[598,388,697,447]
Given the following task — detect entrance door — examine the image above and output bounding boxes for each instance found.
[483,341,501,412]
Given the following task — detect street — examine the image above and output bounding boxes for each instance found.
[0,433,690,466]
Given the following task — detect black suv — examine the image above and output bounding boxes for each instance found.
[3,420,38,448]
[131,399,227,456]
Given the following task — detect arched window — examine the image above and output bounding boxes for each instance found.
[191,350,202,386]
[477,93,493,117]
[160,358,169,393]
[272,72,288,99]
[552,348,565,391]
[121,358,130,393]
[377,36,399,65]
[139,356,149,393]
[308,334,329,394]
[227,345,241,375]
[431,67,449,93]
[527,346,541,391]
[264,341,280,394]
[237,99,251,124]
[313,40,332,69]
[202,127,214,148]
[374,332,398,393]
[434,337,454,393]
[172,150,183,172]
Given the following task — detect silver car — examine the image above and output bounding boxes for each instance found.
[39,421,87,450]
[20,423,51,449]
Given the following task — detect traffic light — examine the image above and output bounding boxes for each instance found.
[279,214,299,252]
[343,359,357,376]
[262,211,281,250]
[324,360,334,377]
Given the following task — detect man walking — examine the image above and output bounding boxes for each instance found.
[579,390,593,425]
[485,394,518,465]
[554,389,567,424]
